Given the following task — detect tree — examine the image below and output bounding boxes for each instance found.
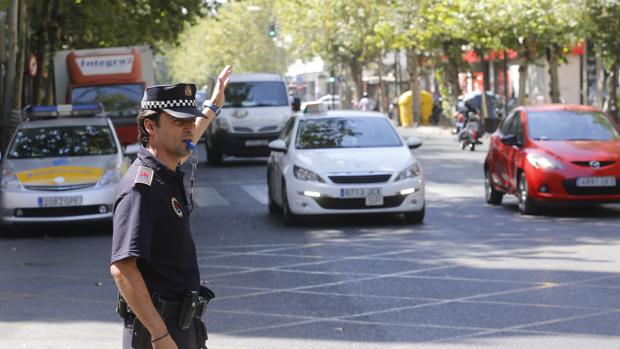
[29,0,209,103]
[372,0,430,125]
[1,0,215,147]
[501,0,582,106]
[276,0,384,106]
[584,0,620,122]
[418,0,471,122]
[167,0,283,86]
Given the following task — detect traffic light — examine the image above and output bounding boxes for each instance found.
[268,22,276,38]
[328,76,336,83]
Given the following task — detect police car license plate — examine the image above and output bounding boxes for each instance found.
[245,139,269,147]
[576,176,616,187]
[37,196,83,207]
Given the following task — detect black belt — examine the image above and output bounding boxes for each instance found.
[159,298,207,319]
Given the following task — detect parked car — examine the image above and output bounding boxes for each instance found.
[484,104,620,214]
[0,104,130,231]
[267,110,425,225]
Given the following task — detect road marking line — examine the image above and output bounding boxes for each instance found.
[192,186,229,207]
[241,184,269,204]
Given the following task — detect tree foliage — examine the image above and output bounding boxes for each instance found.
[166,0,282,86]
[584,0,620,120]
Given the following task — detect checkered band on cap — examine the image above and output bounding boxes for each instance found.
[141,99,197,110]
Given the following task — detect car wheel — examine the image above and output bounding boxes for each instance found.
[484,170,503,205]
[403,205,425,224]
[518,173,539,215]
[267,173,280,215]
[281,180,298,225]
[206,144,223,166]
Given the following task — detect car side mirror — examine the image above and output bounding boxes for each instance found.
[268,139,287,153]
[406,136,423,149]
[501,134,520,146]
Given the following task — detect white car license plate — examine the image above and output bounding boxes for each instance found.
[576,176,616,187]
[245,139,269,147]
[37,196,83,207]
[340,188,384,206]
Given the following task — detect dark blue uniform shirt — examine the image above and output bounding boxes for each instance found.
[110,146,200,300]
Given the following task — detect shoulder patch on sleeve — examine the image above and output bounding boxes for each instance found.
[134,166,154,186]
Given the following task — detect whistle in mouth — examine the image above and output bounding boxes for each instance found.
[185,141,196,151]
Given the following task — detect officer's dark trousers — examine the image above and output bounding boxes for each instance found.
[122,316,201,349]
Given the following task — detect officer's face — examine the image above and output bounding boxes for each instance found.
[148,112,196,158]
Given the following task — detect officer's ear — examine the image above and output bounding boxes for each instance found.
[144,118,155,133]
[143,114,161,134]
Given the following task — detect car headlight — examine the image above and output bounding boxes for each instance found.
[99,162,122,186]
[526,153,563,169]
[395,163,421,181]
[293,165,325,183]
[215,117,231,132]
[1,165,22,190]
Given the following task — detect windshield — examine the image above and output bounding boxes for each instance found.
[296,117,402,149]
[224,81,288,108]
[528,111,620,141]
[70,83,144,117]
[9,125,117,159]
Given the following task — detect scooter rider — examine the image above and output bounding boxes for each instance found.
[456,100,478,136]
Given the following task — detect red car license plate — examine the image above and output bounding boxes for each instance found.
[575,176,616,187]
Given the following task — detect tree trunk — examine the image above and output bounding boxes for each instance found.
[377,53,386,113]
[595,46,604,108]
[34,0,56,105]
[443,42,462,101]
[349,59,363,104]
[2,0,19,149]
[518,61,528,106]
[609,58,619,124]
[407,48,422,126]
[14,0,28,111]
[547,45,561,103]
[476,50,489,134]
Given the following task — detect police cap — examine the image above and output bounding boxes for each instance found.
[141,83,203,119]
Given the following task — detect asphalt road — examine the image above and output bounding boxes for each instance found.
[1,126,619,349]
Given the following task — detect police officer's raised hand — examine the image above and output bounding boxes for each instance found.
[152,332,178,349]
[210,65,232,108]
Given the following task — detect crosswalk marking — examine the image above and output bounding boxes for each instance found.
[193,186,230,207]
[241,184,269,204]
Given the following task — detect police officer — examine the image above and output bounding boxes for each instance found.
[110,65,232,349]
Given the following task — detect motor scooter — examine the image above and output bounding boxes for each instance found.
[456,112,483,151]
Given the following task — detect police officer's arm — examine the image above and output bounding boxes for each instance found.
[192,65,232,145]
[110,258,178,349]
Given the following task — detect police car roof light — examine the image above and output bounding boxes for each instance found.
[25,104,104,120]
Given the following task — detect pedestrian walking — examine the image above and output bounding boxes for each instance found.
[110,65,232,349]
[358,92,372,111]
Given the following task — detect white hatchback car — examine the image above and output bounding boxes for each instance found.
[267,110,425,225]
[0,105,129,231]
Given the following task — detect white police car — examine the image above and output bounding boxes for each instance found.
[0,104,130,231]
[266,110,425,225]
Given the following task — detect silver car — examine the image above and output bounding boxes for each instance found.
[0,108,129,229]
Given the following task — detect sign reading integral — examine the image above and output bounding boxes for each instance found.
[75,54,134,76]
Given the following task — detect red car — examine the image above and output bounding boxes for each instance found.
[484,104,620,214]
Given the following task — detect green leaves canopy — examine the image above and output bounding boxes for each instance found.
[166,0,282,86]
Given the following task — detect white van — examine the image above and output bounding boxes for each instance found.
[205,73,292,165]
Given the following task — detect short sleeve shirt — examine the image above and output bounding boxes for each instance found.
[110,146,200,299]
